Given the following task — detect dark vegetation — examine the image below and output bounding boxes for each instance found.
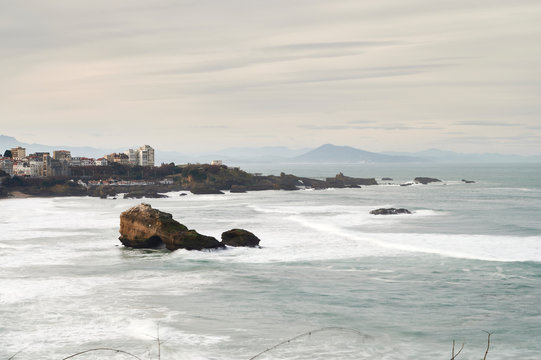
[69,162,182,180]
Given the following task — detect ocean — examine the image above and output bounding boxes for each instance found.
[1,163,540,359]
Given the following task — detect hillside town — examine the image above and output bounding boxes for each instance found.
[0,145,155,177]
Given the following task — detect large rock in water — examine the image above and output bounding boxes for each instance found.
[221,229,261,247]
[370,208,411,215]
[119,203,223,251]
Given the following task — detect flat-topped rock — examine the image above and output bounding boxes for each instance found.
[370,208,412,215]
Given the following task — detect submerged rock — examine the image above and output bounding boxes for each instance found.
[221,229,261,247]
[190,185,224,195]
[370,208,412,215]
[462,179,475,184]
[123,190,168,199]
[118,203,223,251]
[414,177,442,185]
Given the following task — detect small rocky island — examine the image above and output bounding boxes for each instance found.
[370,208,412,215]
[119,203,261,251]
[414,177,442,185]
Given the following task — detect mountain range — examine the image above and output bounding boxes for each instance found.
[1,135,540,164]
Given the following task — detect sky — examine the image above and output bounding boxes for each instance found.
[1,0,540,155]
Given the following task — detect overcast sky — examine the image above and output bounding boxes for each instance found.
[1,0,540,155]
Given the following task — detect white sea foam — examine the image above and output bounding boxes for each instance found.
[2,165,541,360]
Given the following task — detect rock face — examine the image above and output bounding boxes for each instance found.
[370,208,412,215]
[221,229,261,247]
[165,229,224,251]
[119,203,223,250]
[414,177,442,185]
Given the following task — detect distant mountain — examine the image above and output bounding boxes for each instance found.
[0,135,122,159]
[384,148,541,163]
[289,144,425,163]
[3,135,539,165]
[0,135,20,149]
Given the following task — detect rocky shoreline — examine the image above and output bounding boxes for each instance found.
[0,163,462,200]
[0,165,380,199]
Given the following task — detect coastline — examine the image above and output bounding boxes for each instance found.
[8,191,33,198]
[0,165,382,200]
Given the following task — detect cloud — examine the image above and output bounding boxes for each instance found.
[456,121,523,127]
[299,123,442,131]
[1,0,540,155]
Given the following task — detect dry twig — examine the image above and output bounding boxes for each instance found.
[248,326,365,360]
[61,347,143,360]
[450,340,464,360]
[482,331,492,360]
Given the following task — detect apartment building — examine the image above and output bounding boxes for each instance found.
[53,150,72,162]
[11,146,26,160]
[0,158,13,176]
[125,145,155,166]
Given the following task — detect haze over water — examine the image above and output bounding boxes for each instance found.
[1,163,540,359]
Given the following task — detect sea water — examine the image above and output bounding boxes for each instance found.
[1,163,540,359]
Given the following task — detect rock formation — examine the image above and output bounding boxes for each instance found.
[370,208,412,215]
[326,172,378,187]
[119,203,223,250]
[190,185,224,194]
[414,177,442,185]
[165,229,224,251]
[462,179,475,184]
[123,190,168,199]
[221,229,261,247]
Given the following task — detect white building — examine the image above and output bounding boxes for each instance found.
[70,157,96,166]
[138,145,154,166]
[125,149,138,165]
[0,158,13,176]
[12,161,32,177]
[95,158,108,166]
[80,157,95,166]
[29,159,43,177]
[126,145,155,166]
[70,157,82,167]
